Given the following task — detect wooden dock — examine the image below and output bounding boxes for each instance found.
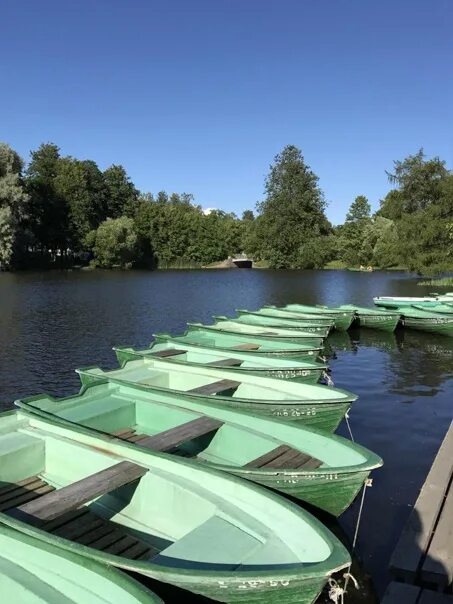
[383,421,453,603]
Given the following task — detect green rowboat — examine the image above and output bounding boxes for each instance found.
[411,303,453,314]
[192,321,325,347]
[75,358,357,431]
[153,330,323,361]
[16,381,382,516]
[237,307,334,326]
[337,305,401,332]
[0,410,351,603]
[0,524,161,604]
[268,305,355,331]
[235,309,334,330]
[114,341,329,384]
[399,308,453,337]
[220,312,332,335]
[373,294,453,308]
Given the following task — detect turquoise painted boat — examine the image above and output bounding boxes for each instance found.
[338,305,401,332]
[0,409,351,603]
[191,321,325,347]
[268,305,355,331]
[219,312,332,335]
[399,308,453,337]
[235,309,334,329]
[16,381,382,516]
[75,358,357,431]
[114,342,329,384]
[0,523,161,604]
[153,330,323,361]
[373,294,453,308]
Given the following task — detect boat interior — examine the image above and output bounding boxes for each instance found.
[115,344,325,373]
[18,383,367,471]
[164,330,320,354]
[76,359,349,402]
[0,412,332,571]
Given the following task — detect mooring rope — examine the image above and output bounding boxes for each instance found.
[344,411,355,442]
[328,479,372,603]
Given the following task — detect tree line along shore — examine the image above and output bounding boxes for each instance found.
[0,142,452,274]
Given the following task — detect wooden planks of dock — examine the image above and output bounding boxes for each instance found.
[383,421,453,603]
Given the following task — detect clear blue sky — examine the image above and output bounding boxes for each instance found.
[2,0,452,224]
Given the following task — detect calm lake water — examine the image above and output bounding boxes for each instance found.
[0,269,452,599]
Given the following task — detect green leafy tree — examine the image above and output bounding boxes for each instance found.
[87,217,138,268]
[255,145,330,268]
[54,158,107,250]
[386,149,447,212]
[103,165,139,218]
[0,143,29,268]
[25,143,69,257]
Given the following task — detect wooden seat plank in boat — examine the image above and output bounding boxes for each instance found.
[112,417,223,452]
[150,348,187,358]
[187,379,240,396]
[245,445,322,471]
[231,343,260,350]
[206,358,243,367]
[0,477,55,512]
[2,475,155,561]
[130,417,224,452]
[13,461,148,522]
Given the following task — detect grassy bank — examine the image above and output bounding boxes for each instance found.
[417,277,453,287]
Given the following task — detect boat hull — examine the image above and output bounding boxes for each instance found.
[354,314,400,332]
[233,469,370,517]
[402,316,453,337]
[190,325,324,348]
[277,306,355,332]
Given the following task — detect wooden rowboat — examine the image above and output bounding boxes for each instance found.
[190,321,325,347]
[0,523,161,604]
[155,329,323,360]
[113,341,329,384]
[17,381,382,516]
[74,358,357,432]
[0,410,350,603]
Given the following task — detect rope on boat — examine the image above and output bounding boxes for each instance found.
[328,573,359,604]
[342,478,374,601]
[323,370,335,387]
[344,411,354,442]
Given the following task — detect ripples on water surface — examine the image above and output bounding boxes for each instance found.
[0,269,452,598]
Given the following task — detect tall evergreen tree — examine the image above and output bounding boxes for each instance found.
[255,145,330,268]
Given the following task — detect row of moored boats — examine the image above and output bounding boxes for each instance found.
[2,297,443,603]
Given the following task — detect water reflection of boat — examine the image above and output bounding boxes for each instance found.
[326,329,402,354]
